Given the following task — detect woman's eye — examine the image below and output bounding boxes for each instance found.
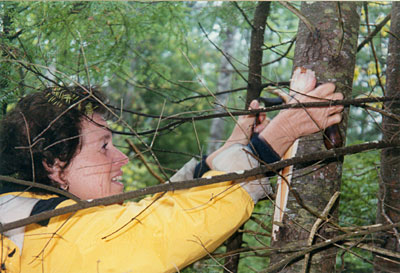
[102,143,108,150]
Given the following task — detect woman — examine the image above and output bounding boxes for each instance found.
[0,68,343,272]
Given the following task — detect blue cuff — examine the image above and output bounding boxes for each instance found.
[194,156,211,178]
[195,134,280,179]
[247,133,281,164]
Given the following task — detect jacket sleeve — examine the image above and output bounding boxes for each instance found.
[1,235,21,273]
[22,171,254,273]
[212,143,274,203]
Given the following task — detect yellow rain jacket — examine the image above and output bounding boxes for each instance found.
[1,171,254,273]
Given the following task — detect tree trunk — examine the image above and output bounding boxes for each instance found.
[245,1,271,107]
[207,28,235,154]
[270,2,360,272]
[224,3,270,272]
[374,2,400,272]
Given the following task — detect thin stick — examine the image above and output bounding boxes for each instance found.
[125,139,165,184]
[20,112,35,183]
[302,191,340,273]
[2,139,400,233]
[0,176,82,202]
[189,235,234,273]
[198,23,248,84]
[150,99,166,149]
[279,2,317,34]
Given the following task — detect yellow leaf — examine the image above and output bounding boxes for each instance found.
[368,77,376,87]
[354,65,361,81]
[381,25,389,37]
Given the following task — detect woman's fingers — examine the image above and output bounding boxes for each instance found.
[325,113,343,128]
[249,99,259,110]
[328,104,344,115]
[249,100,270,133]
[254,114,270,133]
[290,67,317,94]
[307,82,337,100]
[226,99,260,145]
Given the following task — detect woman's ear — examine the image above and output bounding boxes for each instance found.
[42,159,67,188]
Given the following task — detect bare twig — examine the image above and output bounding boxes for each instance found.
[279,2,317,34]
[378,167,400,245]
[0,175,81,202]
[126,139,165,184]
[20,112,35,183]
[386,30,400,41]
[262,221,400,273]
[77,30,91,88]
[231,2,256,31]
[2,139,400,234]
[262,37,296,66]
[343,241,400,260]
[357,13,391,52]
[189,235,234,273]
[302,192,340,273]
[150,100,166,149]
[173,81,289,104]
[198,23,248,84]
[101,192,166,240]
[363,3,385,94]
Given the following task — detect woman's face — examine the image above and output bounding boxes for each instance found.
[56,114,129,200]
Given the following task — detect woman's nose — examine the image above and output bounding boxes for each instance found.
[112,146,129,166]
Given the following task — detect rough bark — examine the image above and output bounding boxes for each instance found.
[224,2,270,272]
[374,2,400,272]
[269,2,360,272]
[207,28,234,154]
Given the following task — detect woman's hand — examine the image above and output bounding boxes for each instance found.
[225,99,269,144]
[259,67,344,157]
[206,100,269,168]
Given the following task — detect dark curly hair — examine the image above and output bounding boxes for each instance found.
[0,86,108,193]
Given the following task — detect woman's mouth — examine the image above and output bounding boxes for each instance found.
[111,175,123,186]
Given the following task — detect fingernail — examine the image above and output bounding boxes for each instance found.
[250,99,259,109]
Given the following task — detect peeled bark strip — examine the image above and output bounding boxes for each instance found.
[374,2,400,272]
[270,2,360,272]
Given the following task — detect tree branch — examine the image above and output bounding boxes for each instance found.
[2,139,399,236]
[357,12,391,52]
[263,221,400,273]
[198,23,248,84]
[279,1,317,34]
[232,2,256,31]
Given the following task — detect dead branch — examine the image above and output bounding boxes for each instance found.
[279,2,317,34]
[302,191,340,273]
[262,221,400,273]
[357,12,391,52]
[232,2,256,31]
[262,36,296,66]
[363,3,386,94]
[113,96,400,136]
[0,176,82,202]
[126,139,165,184]
[172,81,289,104]
[198,23,248,84]
[1,139,400,234]
[343,241,400,260]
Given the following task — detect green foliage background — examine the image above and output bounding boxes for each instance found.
[0,1,393,271]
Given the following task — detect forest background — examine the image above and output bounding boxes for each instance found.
[1,1,399,272]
